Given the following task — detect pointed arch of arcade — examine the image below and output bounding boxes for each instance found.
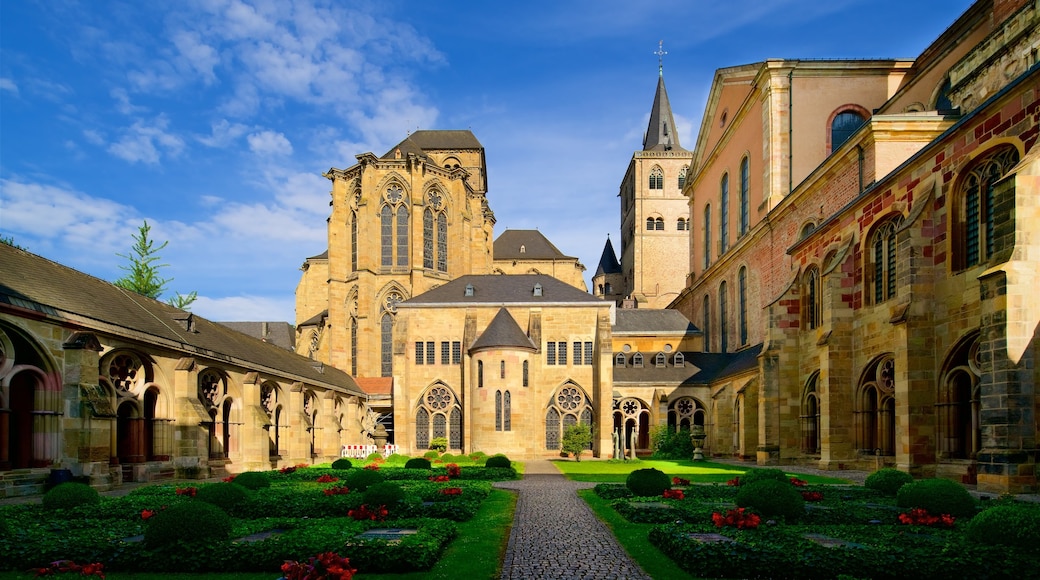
[667,396,706,433]
[614,396,652,452]
[937,332,982,460]
[198,368,240,460]
[302,389,324,458]
[261,381,283,459]
[101,349,174,467]
[800,371,821,455]
[0,322,63,470]
[415,382,462,452]
[546,381,594,451]
[855,354,896,456]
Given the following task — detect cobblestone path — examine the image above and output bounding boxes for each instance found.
[494,460,652,580]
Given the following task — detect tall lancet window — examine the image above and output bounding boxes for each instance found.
[381,184,408,267]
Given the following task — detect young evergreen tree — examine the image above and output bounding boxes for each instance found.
[114,221,197,309]
[562,423,594,462]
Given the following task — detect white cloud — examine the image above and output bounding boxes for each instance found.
[191,294,296,323]
[171,30,219,84]
[247,130,293,156]
[82,129,105,145]
[107,115,185,164]
[0,78,18,95]
[110,87,146,115]
[197,119,250,147]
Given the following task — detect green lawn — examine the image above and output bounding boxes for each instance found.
[551,458,851,484]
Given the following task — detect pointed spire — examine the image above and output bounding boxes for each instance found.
[643,42,685,152]
[595,236,622,276]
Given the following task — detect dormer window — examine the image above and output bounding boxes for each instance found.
[632,353,644,367]
[520,245,526,253]
[533,283,542,297]
[655,352,666,367]
[674,352,685,367]
[465,284,474,297]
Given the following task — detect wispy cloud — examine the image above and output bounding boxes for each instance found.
[248,130,293,156]
[107,115,185,164]
[0,78,18,95]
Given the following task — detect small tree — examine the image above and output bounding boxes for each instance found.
[562,422,593,462]
[113,221,197,309]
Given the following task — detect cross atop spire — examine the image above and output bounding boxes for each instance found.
[654,40,667,77]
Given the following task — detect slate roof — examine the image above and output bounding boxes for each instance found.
[298,310,328,327]
[470,308,538,353]
[0,244,363,396]
[381,130,483,159]
[643,74,687,152]
[595,238,622,276]
[494,229,575,260]
[401,274,605,306]
[612,344,762,386]
[218,321,296,351]
[613,309,699,334]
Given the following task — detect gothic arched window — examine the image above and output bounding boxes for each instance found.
[720,173,730,253]
[649,166,663,190]
[739,157,750,236]
[955,145,1019,270]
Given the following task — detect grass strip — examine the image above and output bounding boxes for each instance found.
[553,458,850,484]
[578,489,692,580]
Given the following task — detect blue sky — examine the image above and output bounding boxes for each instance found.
[1,0,974,322]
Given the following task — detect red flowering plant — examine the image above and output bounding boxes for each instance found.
[222,475,236,483]
[175,487,197,497]
[726,477,741,486]
[363,464,380,471]
[347,504,388,521]
[662,489,685,500]
[440,487,463,496]
[429,475,450,483]
[323,486,350,496]
[801,491,824,502]
[671,476,690,486]
[140,509,156,520]
[316,474,339,483]
[280,551,356,580]
[711,507,762,530]
[789,477,808,487]
[295,463,310,468]
[446,463,461,478]
[280,466,297,474]
[32,560,105,578]
[898,508,955,528]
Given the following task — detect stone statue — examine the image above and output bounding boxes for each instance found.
[612,428,621,459]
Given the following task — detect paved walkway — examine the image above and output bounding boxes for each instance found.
[494,460,652,580]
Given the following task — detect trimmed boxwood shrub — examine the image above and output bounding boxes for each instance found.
[485,454,511,469]
[230,471,270,490]
[625,468,671,497]
[739,468,789,487]
[967,504,1040,549]
[143,501,231,549]
[343,467,386,491]
[735,479,805,521]
[865,468,913,496]
[331,458,353,469]
[194,482,251,513]
[405,457,432,469]
[364,481,406,509]
[42,482,100,510]
[423,450,440,459]
[896,478,976,518]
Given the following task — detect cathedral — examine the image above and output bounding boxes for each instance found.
[1,0,1037,496]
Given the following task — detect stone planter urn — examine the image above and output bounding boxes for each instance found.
[691,425,707,461]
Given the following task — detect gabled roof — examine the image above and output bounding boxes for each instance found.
[613,308,698,334]
[612,344,762,386]
[381,130,483,159]
[470,308,538,353]
[0,244,363,396]
[401,274,605,306]
[494,229,574,260]
[218,321,296,351]
[595,237,622,276]
[643,73,687,152]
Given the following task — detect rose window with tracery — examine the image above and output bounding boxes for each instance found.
[198,371,222,408]
[557,387,582,411]
[427,386,452,410]
[108,353,140,392]
[878,358,895,393]
[260,384,275,414]
[677,399,694,416]
[384,292,403,314]
[427,190,443,210]
[385,185,403,204]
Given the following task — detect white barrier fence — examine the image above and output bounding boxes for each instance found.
[340,444,399,459]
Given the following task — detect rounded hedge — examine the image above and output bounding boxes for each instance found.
[966,504,1040,549]
[485,455,512,469]
[343,468,386,492]
[736,479,805,521]
[144,501,232,549]
[625,468,671,497]
[739,468,790,487]
[404,457,433,470]
[363,481,406,508]
[896,478,976,518]
[469,451,487,462]
[230,471,270,490]
[423,450,440,460]
[331,458,353,470]
[194,482,251,513]
[42,482,100,510]
[864,468,913,496]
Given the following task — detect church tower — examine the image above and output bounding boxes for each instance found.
[592,236,624,304]
[295,131,496,379]
[618,45,692,308]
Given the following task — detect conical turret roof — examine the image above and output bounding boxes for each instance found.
[643,74,686,152]
[595,237,621,276]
